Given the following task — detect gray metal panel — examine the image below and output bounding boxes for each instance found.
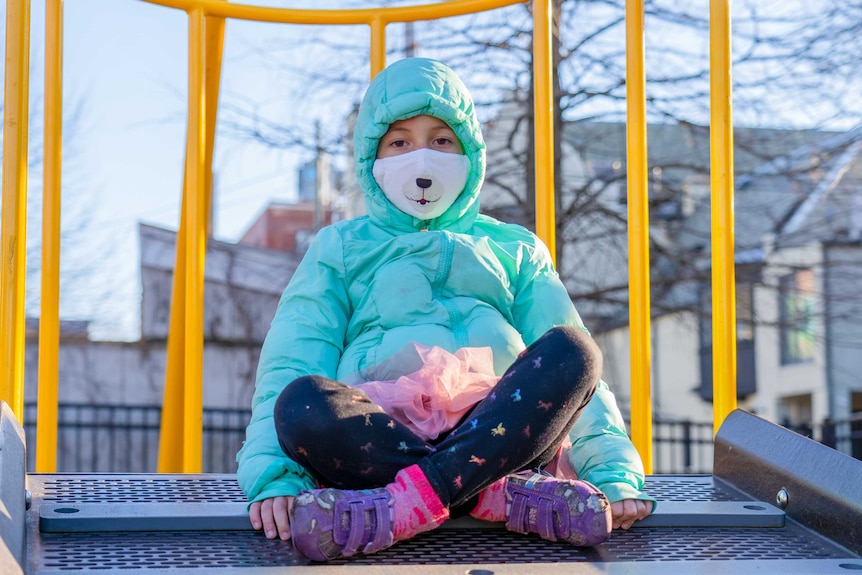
[27,524,857,572]
[714,409,862,555]
[27,560,862,575]
[39,502,252,532]
[37,500,784,533]
[0,402,26,575]
[634,501,784,527]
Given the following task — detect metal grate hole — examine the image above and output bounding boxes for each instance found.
[330,529,596,564]
[40,476,245,503]
[35,526,853,571]
[37,531,302,570]
[642,476,741,502]
[603,527,850,561]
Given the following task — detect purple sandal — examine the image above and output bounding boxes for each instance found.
[289,487,395,561]
[505,471,611,546]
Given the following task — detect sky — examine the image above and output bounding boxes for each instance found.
[19,0,370,339]
[58,1,321,238]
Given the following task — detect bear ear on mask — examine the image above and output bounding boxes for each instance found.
[373,148,470,220]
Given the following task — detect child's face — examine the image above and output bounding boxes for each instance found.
[376,115,464,159]
[372,114,471,220]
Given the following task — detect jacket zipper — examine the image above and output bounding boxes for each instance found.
[432,232,468,349]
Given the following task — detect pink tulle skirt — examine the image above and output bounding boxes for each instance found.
[354,342,578,480]
[355,344,499,441]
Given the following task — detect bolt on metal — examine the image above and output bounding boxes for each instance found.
[776,488,789,509]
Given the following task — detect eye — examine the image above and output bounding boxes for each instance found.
[433,137,454,146]
[389,139,408,148]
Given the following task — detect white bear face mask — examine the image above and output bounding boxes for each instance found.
[372,148,470,220]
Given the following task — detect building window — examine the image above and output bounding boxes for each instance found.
[779,393,813,437]
[852,393,862,460]
[737,282,754,342]
[698,280,757,401]
[779,270,816,365]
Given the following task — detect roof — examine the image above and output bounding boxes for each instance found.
[481,112,862,327]
[140,223,301,297]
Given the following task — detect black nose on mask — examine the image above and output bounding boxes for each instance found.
[416,178,432,189]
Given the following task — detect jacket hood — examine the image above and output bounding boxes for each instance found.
[354,58,486,233]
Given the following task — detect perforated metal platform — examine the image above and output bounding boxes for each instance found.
[23,473,862,574]
[5,409,862,574]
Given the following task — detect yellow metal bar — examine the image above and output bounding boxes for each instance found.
[36,0,64,472]
[181,6,208,472]
[0,0,32,422]
[158,6,224,473]
[624,0,653,473]
[709,0,737,433]
[157,209,188,472]
[369,16,386,79]
[143,0,523,25]
[203,13,224,223]
[532,0,555,264]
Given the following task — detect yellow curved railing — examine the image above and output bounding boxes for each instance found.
[0,0,738,474]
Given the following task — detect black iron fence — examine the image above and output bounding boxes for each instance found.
[783,412,862,462]
[652,419,715,475]
[22,403,247,474]
[20,403,862,475]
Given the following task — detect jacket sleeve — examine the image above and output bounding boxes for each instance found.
[566,381,657,506]
[510,235,586,343]
[236,226,352,504]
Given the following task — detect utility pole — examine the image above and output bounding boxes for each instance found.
[405,21,416,57]
[314,121,330,231]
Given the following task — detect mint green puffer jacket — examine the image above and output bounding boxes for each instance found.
[237,58,651,506]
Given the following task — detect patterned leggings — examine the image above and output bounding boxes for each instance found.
[273,325,601,510]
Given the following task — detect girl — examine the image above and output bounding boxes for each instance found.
[237,57,654,561]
